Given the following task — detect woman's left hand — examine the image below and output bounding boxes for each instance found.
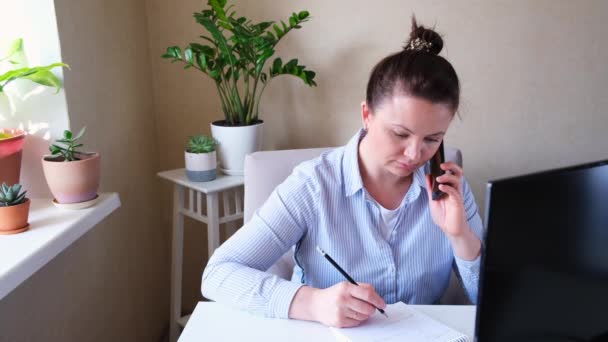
[424,161,468,238]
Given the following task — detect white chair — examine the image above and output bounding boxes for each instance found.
[243,146,469,304]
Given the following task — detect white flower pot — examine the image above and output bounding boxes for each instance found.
[185,150,217,182]
[210,120,263,176]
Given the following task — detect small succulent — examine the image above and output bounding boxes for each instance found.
[0,183,27,207]
[186,134,216,154]
[49,127,86,161]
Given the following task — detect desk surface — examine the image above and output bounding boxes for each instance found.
[179,302,476,341]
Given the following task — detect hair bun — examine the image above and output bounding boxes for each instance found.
[403,16,443,55]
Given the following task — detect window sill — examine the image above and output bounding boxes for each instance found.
[0,193,121,300]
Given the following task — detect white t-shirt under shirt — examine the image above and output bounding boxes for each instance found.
[364,190,404,240]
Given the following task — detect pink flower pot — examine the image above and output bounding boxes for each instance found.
[0,129,26,185]
[42,152,100,204]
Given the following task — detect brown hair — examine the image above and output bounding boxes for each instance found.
[365,17,460,114]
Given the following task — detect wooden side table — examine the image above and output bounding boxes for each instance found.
[158,169,244,342]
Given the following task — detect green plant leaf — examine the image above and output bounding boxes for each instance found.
[304,70,317,86]
[73,126,86,140]
[168,46,181,59]
[0,38,23,62]
[271,57,282,75]
[22,70,61,92]
[208,0,228,22]
[254,21,273,32]
[10,184,21,195]
[189,43,215,57]
[63,130,72,139]
[14,192,26,205]
[298,11,310,20]
[284,58,298,72]
[209,69,220,80]
[255,48,274,66]
[196,53,207,70]
[49,145,62,154]
[0,68,35,82]
[272,24,283,39]
[195,15,236,65]
[184,47,194,65]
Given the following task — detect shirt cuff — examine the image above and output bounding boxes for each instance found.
[454,254,481,283]
[268,280,305,319]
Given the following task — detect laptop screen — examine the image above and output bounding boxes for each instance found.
[475,160,608,342]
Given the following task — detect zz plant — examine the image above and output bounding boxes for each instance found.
[162,0,317,126]
[0,183,27,207]
[187,134,217,153]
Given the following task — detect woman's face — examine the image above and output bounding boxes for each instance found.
[361,94,454,178]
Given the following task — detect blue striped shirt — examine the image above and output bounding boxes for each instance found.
[202,129,483,319]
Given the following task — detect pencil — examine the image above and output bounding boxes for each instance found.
[316,246,388,318]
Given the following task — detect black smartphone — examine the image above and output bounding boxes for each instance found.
[430,141,446,200]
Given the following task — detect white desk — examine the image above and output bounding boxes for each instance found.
[179,302,476,341]
[157,169,245,342]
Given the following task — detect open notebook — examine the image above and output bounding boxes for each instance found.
[331,302,469,342]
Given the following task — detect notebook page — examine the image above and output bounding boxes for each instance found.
[331,302,468,342]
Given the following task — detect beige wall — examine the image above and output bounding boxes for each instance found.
[0,0,168,341]
[147,0,608,318]
[148,0,608,207]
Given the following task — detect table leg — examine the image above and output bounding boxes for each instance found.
[206,192,220,259]
[223,188,238,238]
[170,185,184,342]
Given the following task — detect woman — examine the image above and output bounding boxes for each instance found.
[202,18,483,328]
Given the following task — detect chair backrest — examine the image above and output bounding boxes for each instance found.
[243,146,468,303]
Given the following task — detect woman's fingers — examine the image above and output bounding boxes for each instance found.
[435,173,461,192]
[349,283,386,312]
[439,183,461,200]
[441,161,463,178]
[312,282,385,328]
[346,308,369,322]
[346,297,376,319]
[339,313,363,327]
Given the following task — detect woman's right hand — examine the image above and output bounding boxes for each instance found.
[289,282,386,328]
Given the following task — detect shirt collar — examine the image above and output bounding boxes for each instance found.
[342,129,428,198]
[343,129,366,197]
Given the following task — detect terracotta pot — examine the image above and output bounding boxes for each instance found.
[0,198,30,234]
[0,128,26,185]
[42,152,100,204]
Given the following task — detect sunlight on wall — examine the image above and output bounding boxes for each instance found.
[0,0,70,197]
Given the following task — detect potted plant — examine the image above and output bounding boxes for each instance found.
[0,183,30,235]
[162,0,317,175]
[0,38,68,185]
[185,134,218,182]
[41,127,100,206]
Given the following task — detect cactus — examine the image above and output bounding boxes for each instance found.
[0,183,27,207]
[186,134,216,154]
